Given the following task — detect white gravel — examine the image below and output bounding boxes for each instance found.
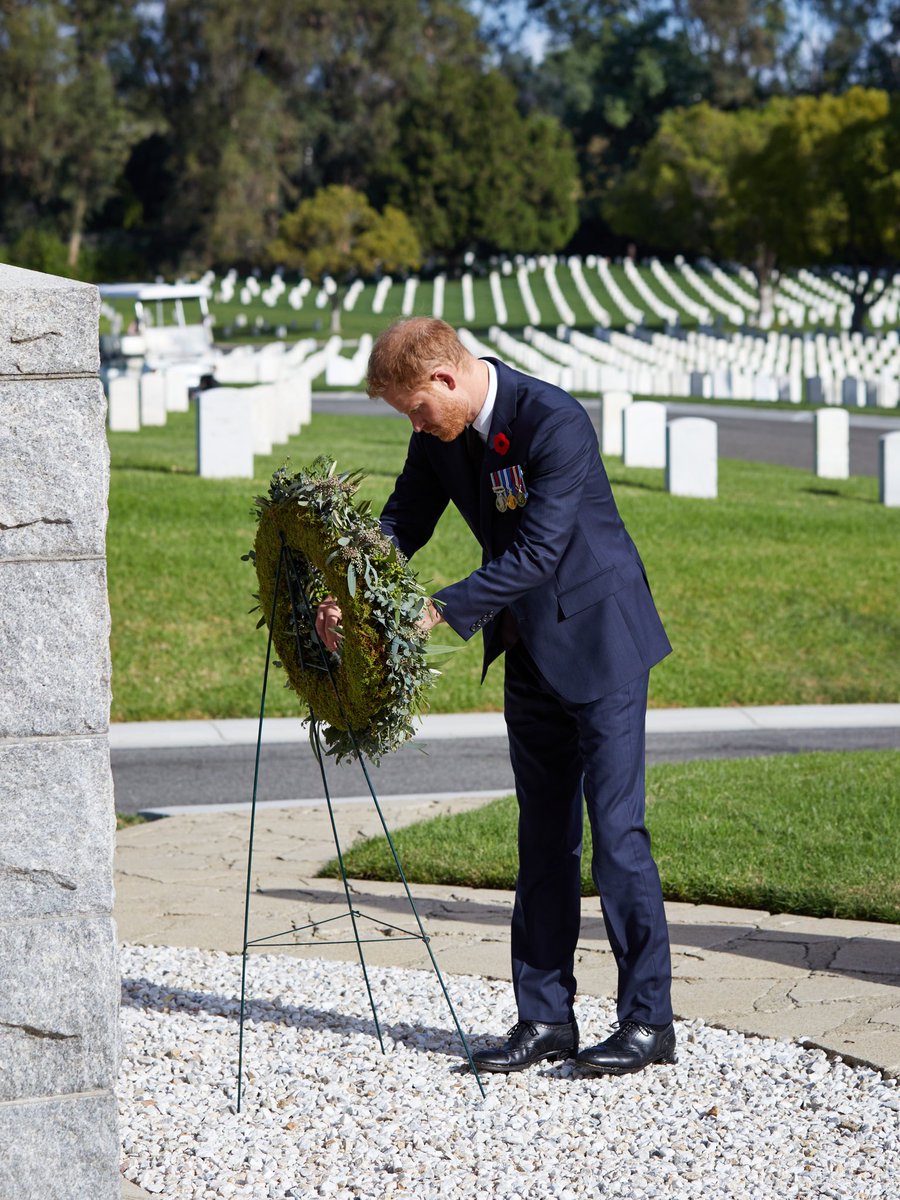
[119,944,899,1199]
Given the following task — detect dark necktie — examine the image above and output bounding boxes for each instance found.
[464,424,483,476]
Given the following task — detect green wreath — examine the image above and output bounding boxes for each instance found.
[246,457,438,763]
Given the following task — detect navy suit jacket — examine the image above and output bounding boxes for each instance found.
[380,358,672,704]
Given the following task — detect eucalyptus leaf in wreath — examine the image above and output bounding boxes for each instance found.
[248,457,439,763]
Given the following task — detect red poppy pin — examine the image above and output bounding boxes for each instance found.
[492,432,510,455]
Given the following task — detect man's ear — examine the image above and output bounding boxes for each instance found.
[431,368,456,391]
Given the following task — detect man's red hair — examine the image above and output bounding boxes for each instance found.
[366,318,472,398]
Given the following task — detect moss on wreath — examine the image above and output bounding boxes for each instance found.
[248,458,437,762]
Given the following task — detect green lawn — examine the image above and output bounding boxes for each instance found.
[319,751,900,924]
[107,407,899,721]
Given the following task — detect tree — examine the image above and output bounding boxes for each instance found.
[376,64,579,260]
[0,1,149,274]
[604,88,898,324]
[268,185,421,332]
[123,0,485,270]
[525,1,789,106]
[56,2,153,269]
[515,10,711,247]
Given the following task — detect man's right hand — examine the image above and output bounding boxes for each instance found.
[315,598,343,652]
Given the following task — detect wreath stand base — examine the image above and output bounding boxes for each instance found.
[236,533,485,1110]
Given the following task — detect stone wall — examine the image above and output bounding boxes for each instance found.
[0,265,119,1198]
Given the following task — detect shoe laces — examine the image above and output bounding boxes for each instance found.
[610,1019,656,1041]
[506,1020,537,1040]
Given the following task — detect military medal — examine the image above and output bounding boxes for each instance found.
[491,465,528,513]
[511,464,528,508]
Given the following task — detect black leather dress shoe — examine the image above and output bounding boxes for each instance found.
[473,1019,579,1073]
[577,1020,676,1075]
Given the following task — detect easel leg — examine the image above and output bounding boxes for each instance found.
[237,545,285,1112]
[308,714,386,1054]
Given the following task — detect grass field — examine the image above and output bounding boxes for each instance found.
[107,406,899,722]
[319,751,900,924]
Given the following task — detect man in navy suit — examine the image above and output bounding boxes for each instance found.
[317,318,676,1076]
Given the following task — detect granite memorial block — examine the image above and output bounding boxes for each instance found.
[0,262,119,1198]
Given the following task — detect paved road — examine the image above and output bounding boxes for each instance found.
[112,726,899,814]
[314,393,900,478]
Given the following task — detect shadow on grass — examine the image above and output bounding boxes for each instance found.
[609,478,668,494]
[112,464,196,475]
[800,486,876,503]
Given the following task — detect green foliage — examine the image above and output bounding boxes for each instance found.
[0,2,149,272]
[606,87,900,317]
[2,1,899,268]
[268,186,421,331]
[250,458,438,763]
[269,186,421,281]
[321,750,900,924]
[0,229,76,277]
[378,64,580,259]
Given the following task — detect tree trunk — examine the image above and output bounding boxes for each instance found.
[330,291,342,335]
[851,275,872,334]
[67,188,88,272]
[755,246,778,329]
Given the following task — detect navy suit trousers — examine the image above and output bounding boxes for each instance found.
[504,643,673,1026]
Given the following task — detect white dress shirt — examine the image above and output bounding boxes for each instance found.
[470,360,497,442]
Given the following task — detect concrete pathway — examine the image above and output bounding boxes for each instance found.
[109,703,900,750]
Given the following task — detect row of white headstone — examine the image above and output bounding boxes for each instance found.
[105,363,198,430]
[599,395,718,498]
[604,395,900,504]
[482,324,900,408]
[462,326,900,502]
[204,257,899,334]
[197,370,314,478]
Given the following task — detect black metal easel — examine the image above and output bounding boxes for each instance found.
[236,533,485,1109]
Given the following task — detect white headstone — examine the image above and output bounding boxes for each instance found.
[215,346,258,384]
[254,383,286,446]
[108,375,140,431]
[271,380,295,442]
[666,417,717,498]
[623,401,666,469]
[841,376,864,407]
[600,390,632,456]
[139,371,167,426]
[197,387,255,478]
[295,370,312,427]
[814,407,849,478]
[879,431,900,506]
[251,386,274,455]
[164,365,194,412]
[325,353,365,387]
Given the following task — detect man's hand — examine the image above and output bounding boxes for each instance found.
[416,598,444,635]
[315,597,343,653]
[316,595,443,650]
